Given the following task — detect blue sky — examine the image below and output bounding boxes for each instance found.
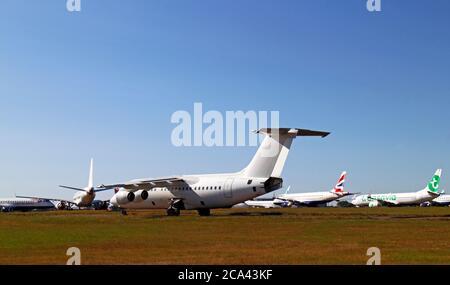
[1,0,449,200]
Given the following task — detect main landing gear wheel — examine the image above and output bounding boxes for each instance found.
[121,209,128,216]
[167,207,180,216]
[197,209,210,216]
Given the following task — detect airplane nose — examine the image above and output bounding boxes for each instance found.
[110,195,118,206]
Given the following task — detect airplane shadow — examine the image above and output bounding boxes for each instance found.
[225,211,284,217]
[139,211,285,219]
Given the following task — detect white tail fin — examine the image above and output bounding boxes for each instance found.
[242,128,329,178]
[60,158,95,193]
[332,171,347,194]
[87,158,94,190]
[284,186,291,195]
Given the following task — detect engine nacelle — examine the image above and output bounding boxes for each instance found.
[368,201,380,208]
[134,190,149,202]
[115,191,135,204]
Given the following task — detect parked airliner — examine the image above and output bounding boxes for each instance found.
[18,159,110,209]
[351,169,443,207]
[276,171,352,207]
[103,128,330,216]
[243,187,292,208]
[429,194,450,206]
[0,197,55,212]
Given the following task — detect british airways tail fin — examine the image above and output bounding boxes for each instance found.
[331,171,347,194]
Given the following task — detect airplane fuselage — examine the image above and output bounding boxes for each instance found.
[352,190,438,207]
[0,198,55,212]
[111,174,277,210]
[244,198,288,208]
[430,194,450,206]
[73,191,95,207]
[278,191,342,206]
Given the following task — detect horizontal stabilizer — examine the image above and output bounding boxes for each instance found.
[59,185,86,192]
[255,128,330,138]
[243,127,330,178]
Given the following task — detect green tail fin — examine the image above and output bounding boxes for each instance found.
[427,169,442,194]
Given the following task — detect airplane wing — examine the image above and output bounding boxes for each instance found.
[277,197,316,207]
[15,195,76,207]
[367,196,399,206]
[379,200,399,206]
[98,177,186,191]
[291,201,320,207]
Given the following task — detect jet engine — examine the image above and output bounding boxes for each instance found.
[134,190,149,202]
[115,191,135,204]
[368,201,380,208]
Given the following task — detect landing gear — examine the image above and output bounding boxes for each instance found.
[197,208,210,216]
[121,209,128,216]
[167,207,180,216]
[166,199,184,216]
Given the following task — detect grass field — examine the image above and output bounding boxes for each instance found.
[0,207,449,265]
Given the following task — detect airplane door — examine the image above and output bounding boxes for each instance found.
[223,178,234,198]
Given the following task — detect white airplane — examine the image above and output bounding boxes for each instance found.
[18,159,110,209]
[275,171,352,207]
[351,169,443,207]
[0,197,55,212]
[426,193,450,207]
[244,187,292,208]
[104,128,330,216]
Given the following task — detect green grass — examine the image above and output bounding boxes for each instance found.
[0,207,449,264]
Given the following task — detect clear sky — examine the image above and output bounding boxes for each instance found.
[1,0,449,201]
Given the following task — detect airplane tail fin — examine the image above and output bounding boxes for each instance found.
[242,128,329,178]
[331,171,347,194]
[88,158,94,190]
[426,169,442,195]
[59,158,95,194]
[284,185,291,195]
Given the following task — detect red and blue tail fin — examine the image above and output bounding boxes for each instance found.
[332,171,347,194]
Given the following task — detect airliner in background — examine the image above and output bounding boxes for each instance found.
[275,171,353,207]
[242,186,292,208]
[0,197,55,212]
[243,172,352,208]
[351,169,443,207]
[102,128,330,216]
[423,193,449,207]
[18,159,111,210]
